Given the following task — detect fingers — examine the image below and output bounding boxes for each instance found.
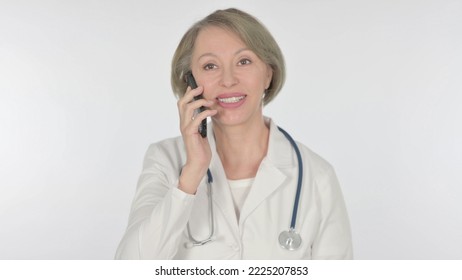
[191,107,217,125]
[178,86,203,119]
[182,106,217,135]
[177,86,217,135]
[177,86,204,108]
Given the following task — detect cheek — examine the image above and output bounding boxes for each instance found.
[263,66,273,89]
[198,79,217,99]
[250,65,272,90]
[256,72,272,92]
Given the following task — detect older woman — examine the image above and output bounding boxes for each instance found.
[116,8,352,259]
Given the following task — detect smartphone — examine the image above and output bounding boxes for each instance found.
[185,72,207,138]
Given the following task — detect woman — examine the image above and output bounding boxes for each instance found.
[116,8,352,259]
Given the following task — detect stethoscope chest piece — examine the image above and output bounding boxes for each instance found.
[278,228,302,251]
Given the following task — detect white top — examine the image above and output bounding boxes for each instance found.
[228,178,254,221]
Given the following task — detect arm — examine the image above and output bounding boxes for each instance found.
[312,166,353,259]
[116,83,217,259]
[115,144,195,259]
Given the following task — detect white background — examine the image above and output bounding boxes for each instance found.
[1,0,461,259]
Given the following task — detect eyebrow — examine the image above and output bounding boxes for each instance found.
[197,48,252,61]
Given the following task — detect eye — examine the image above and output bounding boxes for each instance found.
[238,58,252,66]
[203,63,217,70]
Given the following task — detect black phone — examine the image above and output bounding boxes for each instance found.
[185,72,207,138]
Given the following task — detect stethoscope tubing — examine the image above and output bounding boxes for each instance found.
[276,126,303,230]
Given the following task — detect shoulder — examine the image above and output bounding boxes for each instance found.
[146,136,184,154]
[266,118,336,178]
[296,141,335,177]
[143,136,185,170]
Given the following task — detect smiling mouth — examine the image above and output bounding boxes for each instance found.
[217,96,246,103]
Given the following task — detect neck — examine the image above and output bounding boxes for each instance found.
[212,116,270,180]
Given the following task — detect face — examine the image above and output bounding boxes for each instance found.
[190,26,273,128]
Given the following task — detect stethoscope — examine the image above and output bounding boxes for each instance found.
[186,126,303,251]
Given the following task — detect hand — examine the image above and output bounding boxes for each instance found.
[177,86,217,194]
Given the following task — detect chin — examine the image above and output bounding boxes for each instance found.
[212,110,262,128]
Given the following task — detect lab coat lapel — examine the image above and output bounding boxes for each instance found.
[238,160,286,227]
[239,119,295,227]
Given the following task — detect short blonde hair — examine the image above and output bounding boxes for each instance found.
[171,8,285,105]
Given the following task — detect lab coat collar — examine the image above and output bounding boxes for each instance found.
[264,117,296,168]
[207,117,296,230]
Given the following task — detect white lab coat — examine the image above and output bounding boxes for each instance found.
[115,118,353,259]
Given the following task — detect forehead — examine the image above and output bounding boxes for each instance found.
[194,26,247,53]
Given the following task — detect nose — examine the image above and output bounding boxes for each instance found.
[219,66,238,88]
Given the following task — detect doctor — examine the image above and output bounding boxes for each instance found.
[116,8,352,259]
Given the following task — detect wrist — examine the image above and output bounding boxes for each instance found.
[178,164,207,194]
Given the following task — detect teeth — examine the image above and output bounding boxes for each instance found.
[218,96,245,103]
